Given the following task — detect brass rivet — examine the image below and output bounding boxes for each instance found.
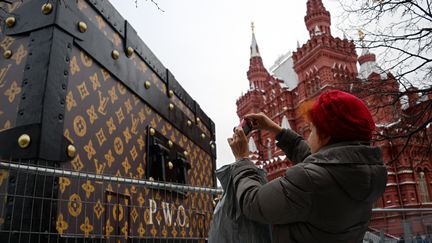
[187,120,192,127]
[169,103,174,110]
[3,50,12,59]
[149,177,154,181]
[77,21,87,33]
[144,81,151,89]
[168,140,173,148]
[111,50,120,60]
[149,128,155,136]
[41,3,53,15]
[67,145,77,158]
[168,161,174,170]
[184,151,189,157]
[5,17,16,28]
[196,117,201,123]
[201,133,206,139]
[168,90,174,98]
[18,134,30,149]
[126,47,134,57]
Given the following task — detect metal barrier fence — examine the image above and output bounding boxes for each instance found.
[3,159,432,243]
[366,208,432,243]
[0,160,222,243]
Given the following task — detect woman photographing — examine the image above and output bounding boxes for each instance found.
[227,90,388,243]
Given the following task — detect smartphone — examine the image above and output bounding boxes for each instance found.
[233,118,253,136]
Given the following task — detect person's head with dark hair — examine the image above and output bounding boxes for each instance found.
[301,90,376,152]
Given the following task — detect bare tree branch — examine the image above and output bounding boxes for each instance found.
[135,0,165,12]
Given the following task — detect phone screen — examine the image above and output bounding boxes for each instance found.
[242,120,252,136]
[233,119,253,136]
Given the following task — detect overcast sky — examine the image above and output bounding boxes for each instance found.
[109,0,346,168]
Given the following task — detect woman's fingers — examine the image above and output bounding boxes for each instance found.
[244,113,259,120]
[244,113,268,130]
[235,128,247,142]
[228,129,250,160]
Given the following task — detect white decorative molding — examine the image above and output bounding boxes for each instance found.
[397,170,413,174]
[399,181,416,185]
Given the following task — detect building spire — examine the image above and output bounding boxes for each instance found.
[305,0,331,37]
[250,21,260,57]
[356,30,386,80]
[247,22,269,90]
[358,29,366,47]
[306,0,326,15]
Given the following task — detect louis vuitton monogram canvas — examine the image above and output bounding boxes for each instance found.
[0,1,216,241]
[59,46,214,240]
[0,34,28,133]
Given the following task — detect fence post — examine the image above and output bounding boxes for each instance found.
[380,230,385,242]
[404,220,413,243]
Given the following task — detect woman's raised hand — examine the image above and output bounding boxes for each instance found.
[244,112,282,136]
[227,128,250,161]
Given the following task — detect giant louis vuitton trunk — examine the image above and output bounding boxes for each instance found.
[0,0,218,242]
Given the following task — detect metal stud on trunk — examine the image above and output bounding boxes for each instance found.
[78,21,87,33]
[126,47,134,57]
[111,50,120,60]
[41,3,53,15]
[144,81,151,89]
[168,90,174,98]
[67,145,77,158]
[3,50,12,59]
[149,128,155,136]
[5,17,16,28]
[18,134,30,149]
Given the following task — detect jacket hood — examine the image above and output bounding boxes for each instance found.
[216,164,232,191]
[304,142,388,202]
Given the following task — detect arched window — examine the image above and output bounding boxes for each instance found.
[267,140,272,161]
[248,137,258,152]
[308,81,312,96]
[314,78,320,93]
[419,171,431,203]
[309,77,320,95]
[281,116,290,129]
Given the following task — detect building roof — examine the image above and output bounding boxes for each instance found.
[269,52,300,91]
[358,47,388,80]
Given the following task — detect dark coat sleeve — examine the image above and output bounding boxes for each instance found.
[275,128,311,164]
[232,159,314,225]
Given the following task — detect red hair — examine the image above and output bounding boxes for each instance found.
[301,90,375,142]
[300,100,328,140]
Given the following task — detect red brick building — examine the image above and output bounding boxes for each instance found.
[236,0,432,238]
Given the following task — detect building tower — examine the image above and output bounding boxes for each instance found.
[293,0,358,102]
